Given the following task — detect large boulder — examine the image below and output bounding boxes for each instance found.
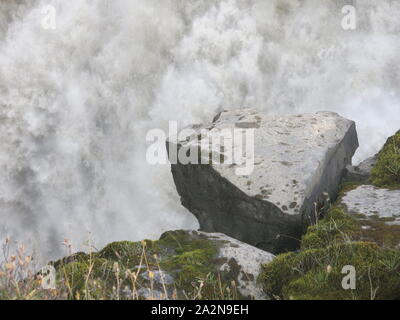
[167,109,358,253]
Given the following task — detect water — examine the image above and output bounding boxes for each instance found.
[0,0,399,262]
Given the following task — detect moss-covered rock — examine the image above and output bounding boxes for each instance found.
[371,131,400,189]
[284,242,400,300]
[354,215,400,248]
[157,231,218,290]
[52,230,274,300]
[261,234,400,299]
[98,241,142,262]
[57,257,117,299]
[260,187,400,300]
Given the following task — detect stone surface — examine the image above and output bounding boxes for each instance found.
[196,231,275,300]
[167,109,359,253]
[136,230,275,300]
[341,185,400,224]
[343,155,377,184]
[337,184,400,249]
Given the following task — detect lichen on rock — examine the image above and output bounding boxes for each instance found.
[338,185,400,248]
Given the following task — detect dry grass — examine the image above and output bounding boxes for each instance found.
[0,238,68,299]
[0,238,238,300]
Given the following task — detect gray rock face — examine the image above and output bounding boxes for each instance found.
[167,109,359,253]
[343,155,377,184]
[196,231,275,300]
[341,185,400,224]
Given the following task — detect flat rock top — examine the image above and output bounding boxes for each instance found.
[197,231,275,268]
[342,185,400,223]
[180,109,355,215]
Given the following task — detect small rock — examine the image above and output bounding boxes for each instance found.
[342,155,377,184]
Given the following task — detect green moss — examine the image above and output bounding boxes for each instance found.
[355,215,400,248]
[371,131,400,189]
[158,231,219,292]
[301,208,359,250]
[98,240,154,268]
[50,251,89,269]
[260,190,400,300]
[58,257,116,299]
[261,242,400,300]
[258,251,298,298]
[54,230,224,300]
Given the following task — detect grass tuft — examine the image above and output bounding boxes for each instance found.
[371,130,400,189]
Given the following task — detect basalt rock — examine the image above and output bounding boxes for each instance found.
[167,109,359,253]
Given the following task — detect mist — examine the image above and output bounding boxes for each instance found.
[0,0,399,262]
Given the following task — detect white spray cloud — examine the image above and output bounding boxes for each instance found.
[0,0,399,262]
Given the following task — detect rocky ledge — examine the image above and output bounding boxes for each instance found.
[51,230,274,300]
